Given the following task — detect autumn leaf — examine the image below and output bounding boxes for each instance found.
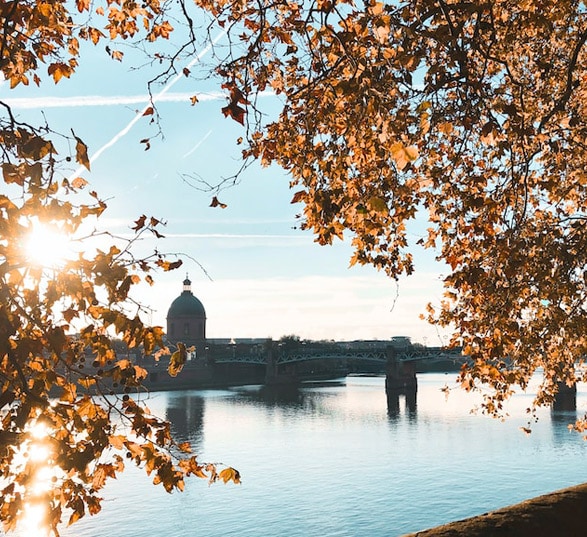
[78,377,96,389]
[71,176,88,189]
[2,163,23,185]
[92,463,116,490]
[76,0,91,12]
[219,467,241,484]
[156,259,183,271]
[73,133,91,171]
[109,435,126,450]
[390,142,418,171]
[21,136,55,161]
[168,343,187,377]
[177,441,192,453]
[149,21,174,40]
[68,508,84,526]
[222,102,246,125]
[132,215,147,231]
[62,307,78,323]
[48,62,72,83]
[210,196,228,209]
[110,50,124,62]
[291,190,306,204]
[88,27,104,44]
[134,365,148,380]
[367,197,388,213]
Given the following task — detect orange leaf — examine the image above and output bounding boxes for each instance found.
[109,435,126,449]
[222,103,246,125]
[210,196,227,209]
[132,215,147,231]
[74,135,91,171]
[219,467,241,484]
[291,190,306,204]
[76,0,91,12]
[168,343,187,377]
[48,63,71,83]
[177,441,192,453]
[71,177,88,189]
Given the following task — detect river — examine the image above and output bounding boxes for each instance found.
[46,374,587,536]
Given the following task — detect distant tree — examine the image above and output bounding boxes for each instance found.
[279,334,302,349]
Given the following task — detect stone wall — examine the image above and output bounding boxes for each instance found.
[403,483,587,536]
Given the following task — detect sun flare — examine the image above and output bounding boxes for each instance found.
[24,222,74,268]
[19,502,50,537]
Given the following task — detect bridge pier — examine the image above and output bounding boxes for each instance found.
[387,388,417,417]
[385,347,417,395]
[553,381,577,411]
[264,339,277,384]
[264,340,298,386]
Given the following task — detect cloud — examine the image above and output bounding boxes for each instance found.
[146,272,449,343]
[165,233,305,240]
[1,92,226,109]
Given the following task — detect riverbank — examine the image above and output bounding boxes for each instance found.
[404,482,587,536]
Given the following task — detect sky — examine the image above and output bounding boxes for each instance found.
[1,15,452,346]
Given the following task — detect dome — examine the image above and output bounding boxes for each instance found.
[166,277,207,344]
[166,278,206,319]
[167,292,206,318]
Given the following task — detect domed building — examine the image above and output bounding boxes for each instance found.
[166,276,206,346]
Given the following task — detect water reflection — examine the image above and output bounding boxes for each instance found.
[59,373,587,537]
[387,390,417,421]
[165,393,205,448]
[246,384,306,407]
[231,380,347,409]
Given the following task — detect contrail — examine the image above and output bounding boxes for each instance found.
[3,92,225,109]
[182,129,213,159]
[71,27,229,178]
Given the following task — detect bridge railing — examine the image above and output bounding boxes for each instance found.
[206,342,463,366]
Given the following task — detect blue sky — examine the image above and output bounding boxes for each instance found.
[1,27,451,345]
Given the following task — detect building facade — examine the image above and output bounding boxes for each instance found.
[166,276,206,346]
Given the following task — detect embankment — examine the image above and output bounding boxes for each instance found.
[403,482,587,536]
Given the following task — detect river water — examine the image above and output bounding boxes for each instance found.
[48,373,587,536]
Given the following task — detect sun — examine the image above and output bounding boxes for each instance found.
[24,221,74,268]
[18,502,51,537]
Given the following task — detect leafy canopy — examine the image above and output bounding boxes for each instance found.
[185,0,587,417]
[3,0,587,532]
[0,1,239,535]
